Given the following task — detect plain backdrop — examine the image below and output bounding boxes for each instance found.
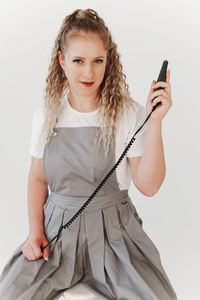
[0,0,199,299]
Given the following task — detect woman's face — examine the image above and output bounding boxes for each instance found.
[58,32,107,96]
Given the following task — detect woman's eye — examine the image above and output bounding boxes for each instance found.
[95,59,103,63]
[73,59,82,64]
[72,59,103,64]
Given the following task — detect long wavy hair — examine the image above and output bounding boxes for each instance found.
[37,8,136,157]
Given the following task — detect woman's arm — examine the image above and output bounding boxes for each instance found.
[27,156,48,237]
[128,69,172,197]
[128,119,165,196]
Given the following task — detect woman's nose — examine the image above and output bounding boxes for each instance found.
[83,64,94,78]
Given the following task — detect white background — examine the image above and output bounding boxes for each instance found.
[0,0,199,299]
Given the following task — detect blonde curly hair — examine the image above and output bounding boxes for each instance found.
[37,8,136,157]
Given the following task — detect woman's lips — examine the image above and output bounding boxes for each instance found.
[80,81,94,87]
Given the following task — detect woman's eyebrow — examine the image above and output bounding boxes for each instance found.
[72,56,105,59]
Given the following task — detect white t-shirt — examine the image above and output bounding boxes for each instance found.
[29,92,148,190]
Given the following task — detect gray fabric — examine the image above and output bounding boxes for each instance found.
[0,127,178,299]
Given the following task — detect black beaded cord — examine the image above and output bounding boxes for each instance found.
[41,102,159,251]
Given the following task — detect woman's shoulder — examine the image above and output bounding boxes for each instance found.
[30,102,46,134]
[122,100,147,127]
[32,102,45,120]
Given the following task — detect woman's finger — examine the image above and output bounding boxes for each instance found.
[32,242,42,259]
[151,95,165,105]
[26,247,35,261]
[166,69,170,83]
[150,90,169,102]
[151,71,171,94]
[151,95,172,109]
[152,81,171,93]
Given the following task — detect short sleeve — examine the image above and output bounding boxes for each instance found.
[125,101,148,157]
[29,104,45,158]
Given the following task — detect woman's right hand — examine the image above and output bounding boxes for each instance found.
[21,233,49,261]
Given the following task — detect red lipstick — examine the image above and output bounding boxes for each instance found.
[80,81,94,87]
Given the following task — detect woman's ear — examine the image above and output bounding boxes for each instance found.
[57,51,64,70]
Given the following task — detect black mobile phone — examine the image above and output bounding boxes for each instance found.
[152,59,168,111]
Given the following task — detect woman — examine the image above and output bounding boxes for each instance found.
[0,8,177,300]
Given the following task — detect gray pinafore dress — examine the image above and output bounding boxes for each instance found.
[0,126,178,300]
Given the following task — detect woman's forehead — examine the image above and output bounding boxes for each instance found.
[65,34,107,57]
[68,32,104,45]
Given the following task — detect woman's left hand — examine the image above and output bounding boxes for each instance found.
[146,69,172,122]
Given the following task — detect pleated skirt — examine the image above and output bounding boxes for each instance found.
[0,190,178,299]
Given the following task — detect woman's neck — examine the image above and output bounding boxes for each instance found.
[67,90,100,113]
